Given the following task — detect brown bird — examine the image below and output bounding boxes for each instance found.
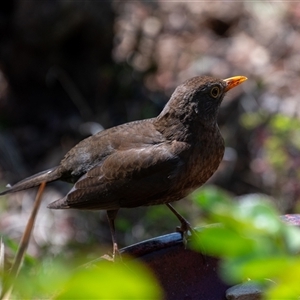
[0,75,247,257]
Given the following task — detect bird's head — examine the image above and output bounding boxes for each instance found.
[159,75,247,128]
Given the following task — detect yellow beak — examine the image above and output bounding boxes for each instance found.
[223,76,248,92]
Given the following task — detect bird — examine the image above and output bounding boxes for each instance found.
[0,75,247,257]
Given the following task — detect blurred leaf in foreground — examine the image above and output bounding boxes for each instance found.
[191,186,300,299]
[9,256,163,299]
[56,259,163,300]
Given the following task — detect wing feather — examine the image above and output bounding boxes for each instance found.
[58,141,188,210]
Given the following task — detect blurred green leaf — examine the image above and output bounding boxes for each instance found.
[11,257,163,299]
[265,260,300,299]
[282,225,300,254]
[192,185,231,210]
[193,188,283,237]
[192,225,256,257]
[12,258,70,298]
[221,256,296,283]
[191,187,300,299]
[57,260,163,300]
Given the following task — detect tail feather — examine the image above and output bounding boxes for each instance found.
[0,167,60,195]
[47,197,70,209]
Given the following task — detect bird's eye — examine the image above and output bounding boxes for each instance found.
[210,86,220,98]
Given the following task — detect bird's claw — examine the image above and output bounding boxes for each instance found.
[175,221,196,247]
[100,242,122,262]
[100,254,115,262]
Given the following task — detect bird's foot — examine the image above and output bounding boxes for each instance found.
[101,242,122,262]
[175,219,194,234]
[166,203,197,246]
[100,254,115,262]
[176,220,196,247]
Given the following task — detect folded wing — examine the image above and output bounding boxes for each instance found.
[48,141,188,210]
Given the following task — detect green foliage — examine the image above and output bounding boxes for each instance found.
[240,112,300,211]
[191,186,300,299]
[7,258,70,299]
[57,260,162,300]
[1,255,163,299]
[241,112,300,168]
[266,114,300,171]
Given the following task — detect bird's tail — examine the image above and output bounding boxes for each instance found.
[0,167,60,195]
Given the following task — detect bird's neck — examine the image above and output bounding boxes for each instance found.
[154,101,218,141]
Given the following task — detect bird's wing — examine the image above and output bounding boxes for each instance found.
[59,119,165,181]
[49,140,189,210]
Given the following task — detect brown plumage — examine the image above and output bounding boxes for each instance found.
[0,75,247,256]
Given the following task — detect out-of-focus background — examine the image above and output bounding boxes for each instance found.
[0,1,300,259]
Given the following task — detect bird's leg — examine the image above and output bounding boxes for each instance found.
[102,209,120,261]
[166,203,205,262]
[166,203,195,236]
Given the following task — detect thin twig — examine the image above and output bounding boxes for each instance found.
[0,182,46,299]
[0,238,4,296]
